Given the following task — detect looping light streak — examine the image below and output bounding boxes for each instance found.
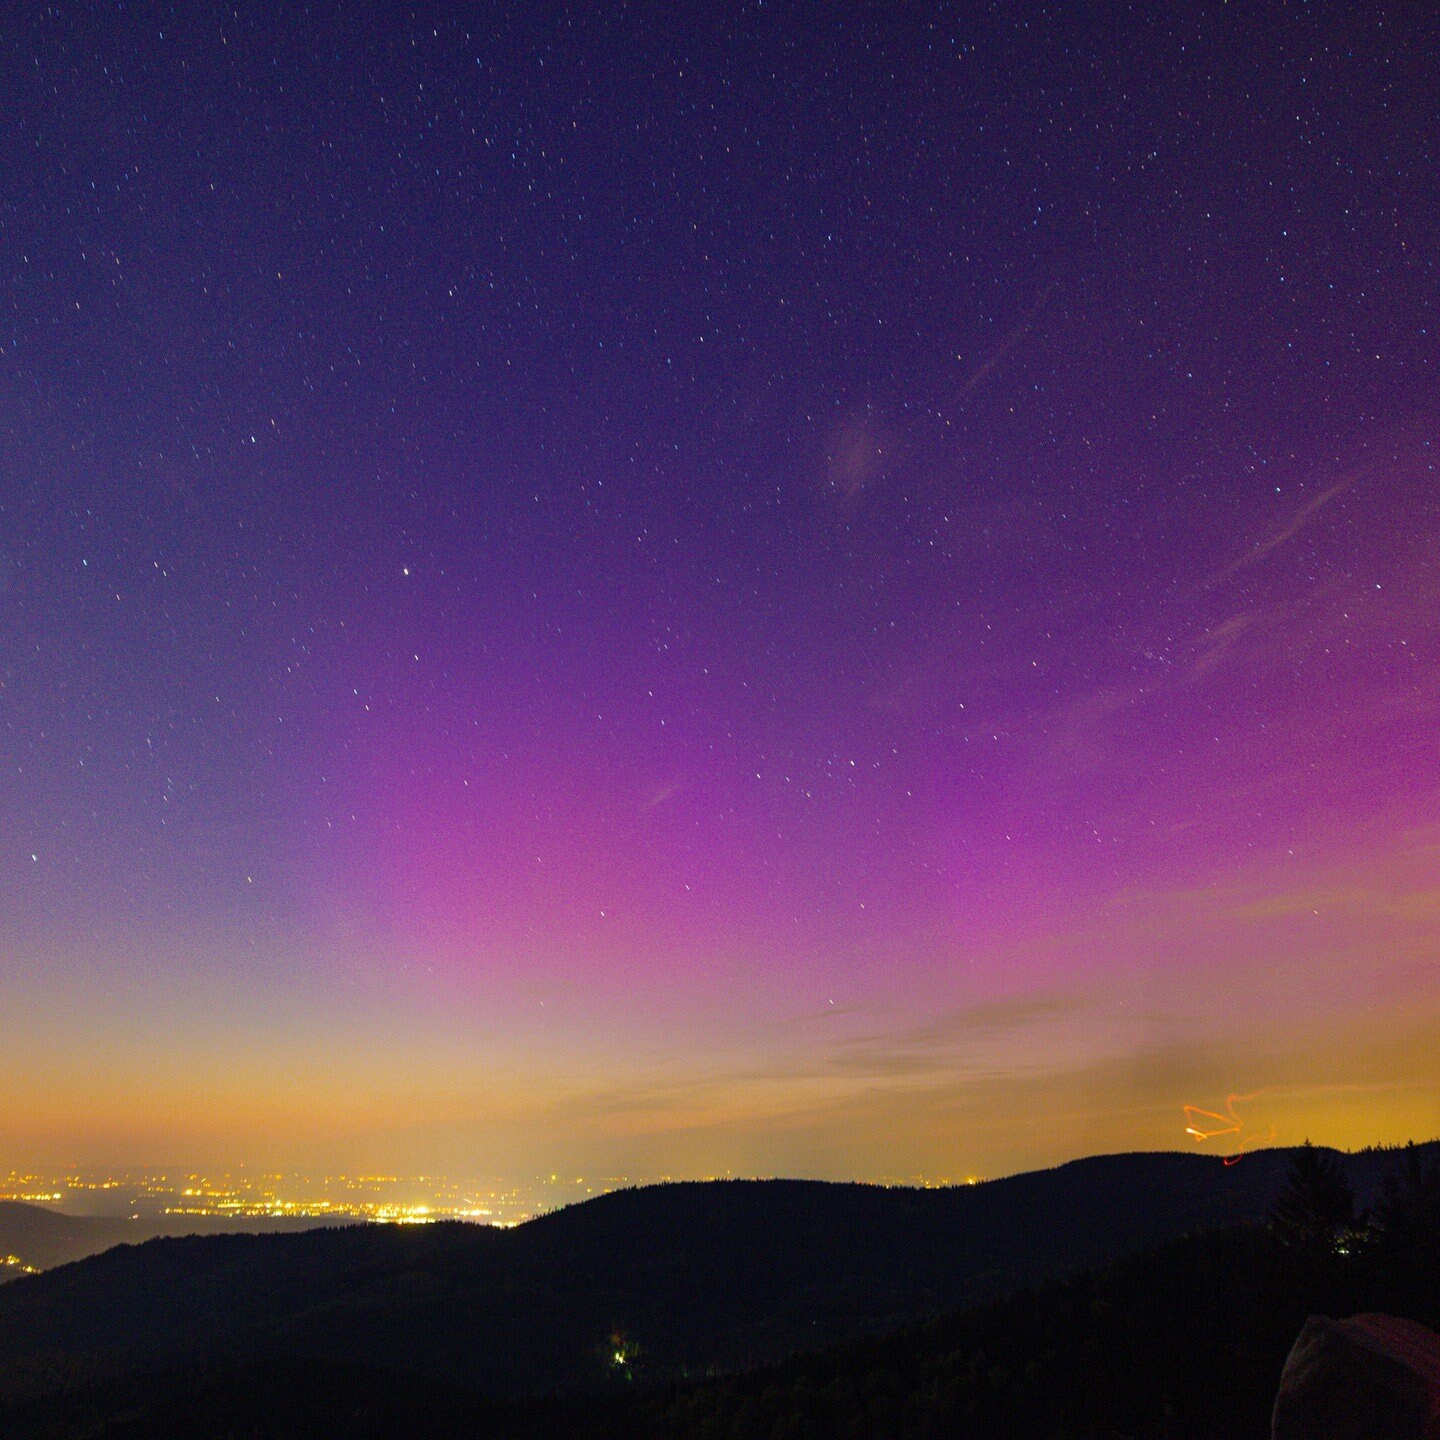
[1183,1092,1277,1165]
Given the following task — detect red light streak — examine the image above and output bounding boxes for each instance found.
[1183,1092,1275,1165]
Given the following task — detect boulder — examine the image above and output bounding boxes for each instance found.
[1273,1313,1440,1440]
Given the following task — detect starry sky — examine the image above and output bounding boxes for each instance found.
[3,3,1438,1181]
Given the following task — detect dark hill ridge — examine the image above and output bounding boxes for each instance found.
[0,1201,363,1277]
[0,1203,135,1275]
[0,1145,1428,1405]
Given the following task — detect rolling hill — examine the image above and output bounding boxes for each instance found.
[0,1144,1423,1407]
[0,1202,361,1278]
[0,1204,135,1276]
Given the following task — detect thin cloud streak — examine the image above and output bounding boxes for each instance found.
[1208,474,1358,587]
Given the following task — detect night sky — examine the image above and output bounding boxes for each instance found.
[3,3,1437,1181]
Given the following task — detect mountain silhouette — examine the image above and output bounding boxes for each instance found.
[2,1144,1424,1409]
[0,1200,361,1277]
[0,1203,137,1275]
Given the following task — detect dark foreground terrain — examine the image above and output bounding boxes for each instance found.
[1,1143,1436,1438]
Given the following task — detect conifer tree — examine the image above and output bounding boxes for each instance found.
[1270,1141,1356,1251]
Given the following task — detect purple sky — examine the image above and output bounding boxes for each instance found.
[2,3,1437,1180]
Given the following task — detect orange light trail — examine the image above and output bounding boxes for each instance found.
[1183,1093,1276,1165]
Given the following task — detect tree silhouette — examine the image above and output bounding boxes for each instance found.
[1270,1141,1357,1251]
[1371,1142,1440,1310]
[1376,1143,1440,1236]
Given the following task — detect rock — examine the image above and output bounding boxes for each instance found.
[1273,1313,1440,1440]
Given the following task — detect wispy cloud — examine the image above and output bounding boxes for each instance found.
[773,1001,871,1027]
[1116,838,1440,929]
[821,994,1097,1083]
[640,780,684,811]
[1186,609,1263,679]
[826,283,1057,506]
[547,994,1097,1127]
[942,282,1057,410]
[502,998,1440,1177]
[850,993,1091,1050]
[1208,474,1358,587]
